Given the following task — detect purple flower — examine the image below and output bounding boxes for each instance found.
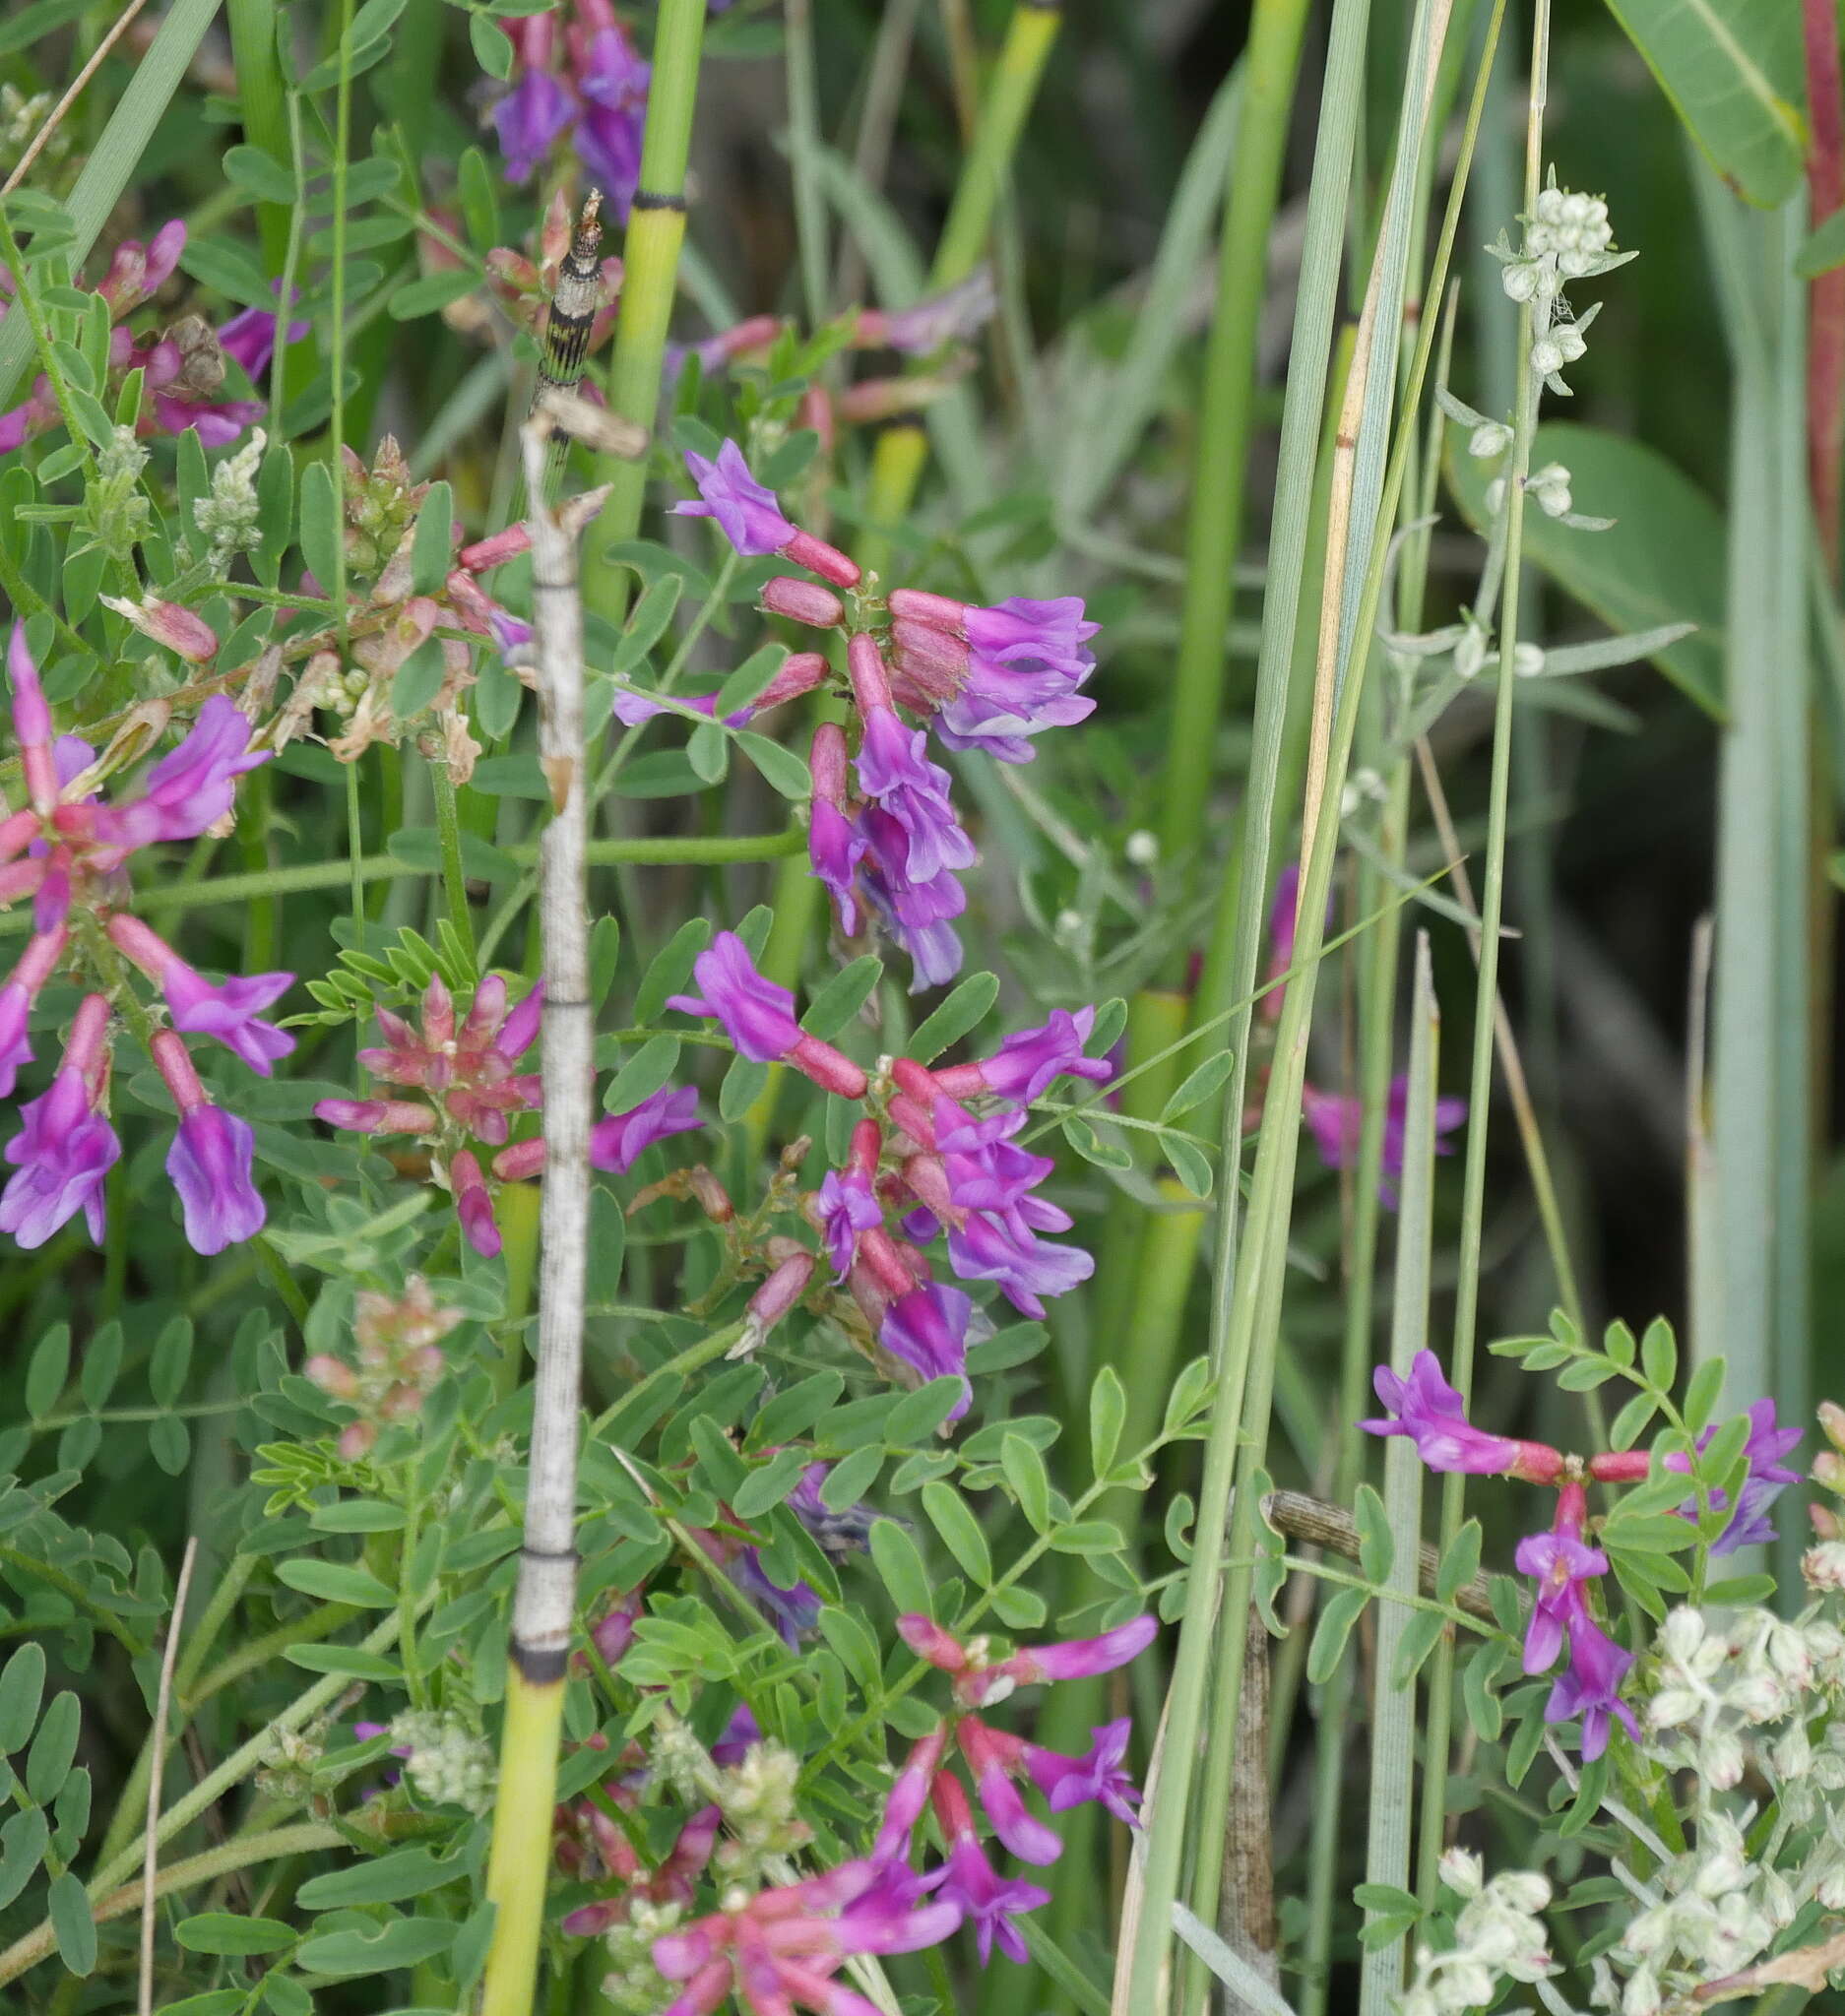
[1362,1351,1527,1475]
[887,593,1098,764]
[925,1775,1050,1967]
[732,1547,823,1647]
[880,1283,975,1420]
[0,997,119,1249]
[669,440,796,558]
[164,966,295,1075]
[493,68,575,182]
[576,28,650,217]
[667,931,800,1063]
[0,929,67,1100]
[809,799,869,936]
[217,299,309,382]
[1513,1487,1609,1676]
[865,270,998,355]
[816,1166,881,1280]
[958,1722,1062,1865]
[1543,1609,1638,1762]
[786,1460,878,1561]
[710,1704,761,1766]
[859,810,966,991]
[1303,1075,1467,1208]
[150,1009,265,1260]
[937,1007,1113,1104]
[1669,1399,1804,1556]
[590,1084,700,1173]
[855,710,978,884]
[92,697,269,851]
[609,687,753,730]
[1024,1720,1142,1826]
[946,1210,1093,1321]
[988,1615,1158,1692]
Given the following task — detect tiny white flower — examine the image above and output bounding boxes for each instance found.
[1703,1728,1745,1790]
[1512,643,1545,677]
[1621,1967,1661,2016]
[1469,420,1512,459]
[1439,1847,1485,1898]
[1494,1872,1552,1916]
[1803,1541,1845,1592]
[1455,623,1489,682]
[1661,1607,1705,1665]
[1531,338,1564,378]
[1123,830,1159,868]
[1501,261,1540,303]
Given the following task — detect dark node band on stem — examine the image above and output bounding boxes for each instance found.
[508,1639,571,1686]
[630,189,688,214]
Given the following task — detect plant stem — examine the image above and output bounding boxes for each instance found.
[1154,0,1314,871]
[596,0,709,565]
[1419,0,1547,1900]
[430,758,478,977]
[224,0,291,273]
[479,421,596,2016]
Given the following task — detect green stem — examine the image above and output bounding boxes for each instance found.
[1154,0,1315,872]
[430,758,478,976]
[596,0,709,561]
[1418,0,1547,1902]
[1122,0,1507,1998]
[784,0,830,328]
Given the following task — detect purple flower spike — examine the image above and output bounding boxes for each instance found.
[809,799,869,936]
[493,68,575,182]
[945,1210,1093,1321]
[1362,1350,1531,1476]
[1543,1609,1638,1762]
[1023,1721,1142,1827]
[0,995,119,1249]
[590,1084,700,1174]
[816,1166,881,1281]
[667,931,800,1063]
[669,440,797,558]
[951,1007,1113,1104]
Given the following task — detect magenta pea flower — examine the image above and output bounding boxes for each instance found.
[1544,1607,1639,1762]
[1512,1482,1610,1675]
[576,25,651,214]
[886,591,1099,765]
[1363,1350,1561,1481]
[1020,1720,1141,1827]
[0,926,67,1097]
[153,1031,266,1255]
[899,1612,1158,1709]
[956,1717,1062,1865]
[651,1858,960,2016]
[815,1166,882,1282]
[1302,1074,1467,1206]
[671,440,860,586]
[590,1084,700,1173]
[878,1283,975,1418]
[106,914,294,1076]
[493,67,575,181]
[1665,1399,1804,1556]
[857,811,967,991]
[668,931,868,1098]
[923,1772,1050,1967]
[855,269,998,356]
[0,993,120,1249]
[929,1006,1113,1105]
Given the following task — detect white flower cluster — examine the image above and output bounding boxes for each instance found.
[1590,1599,1845,2010]
[194,426,267,573]
[1489,172,1633,392]
[92,425,154,552]
[712,1739,810,1874]
[388,1709,496,1815]
[1394,1858,1555,2014]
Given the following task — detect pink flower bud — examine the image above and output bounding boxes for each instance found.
[788,1033,868,1101]
[747,1249,816,1335]
[846,630,893,713]
[810,722,851,805]
[755,651,830,713]
[315,1098,440,1135]
[760,576,845,628]
[101,596,220,663]
[782,528,860,590]
[896,1614,967,1672]
[491,1138,546,1181]
[305,1354,359,1398]
[458,523,533,571]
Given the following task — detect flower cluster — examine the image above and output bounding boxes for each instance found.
[0,627,285,1253]
[1365,1349,1803,1760]
[665,931,1110,1407]
[663,439,1097,989]
[490,0,649,212]
[303,1276,464,1459]
[1488,172,1632,394]
[313,970,702,1258]
[626,1615,1154,2010]
[1396,1857,1556,2016]
[0,220,283,453]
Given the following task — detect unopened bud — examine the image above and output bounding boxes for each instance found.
[1817,1398,1845,1454]
[1437,1847,1483,1898]
[747,1249,816,1338]
[101,595,220,662]
[761,576,845,628]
